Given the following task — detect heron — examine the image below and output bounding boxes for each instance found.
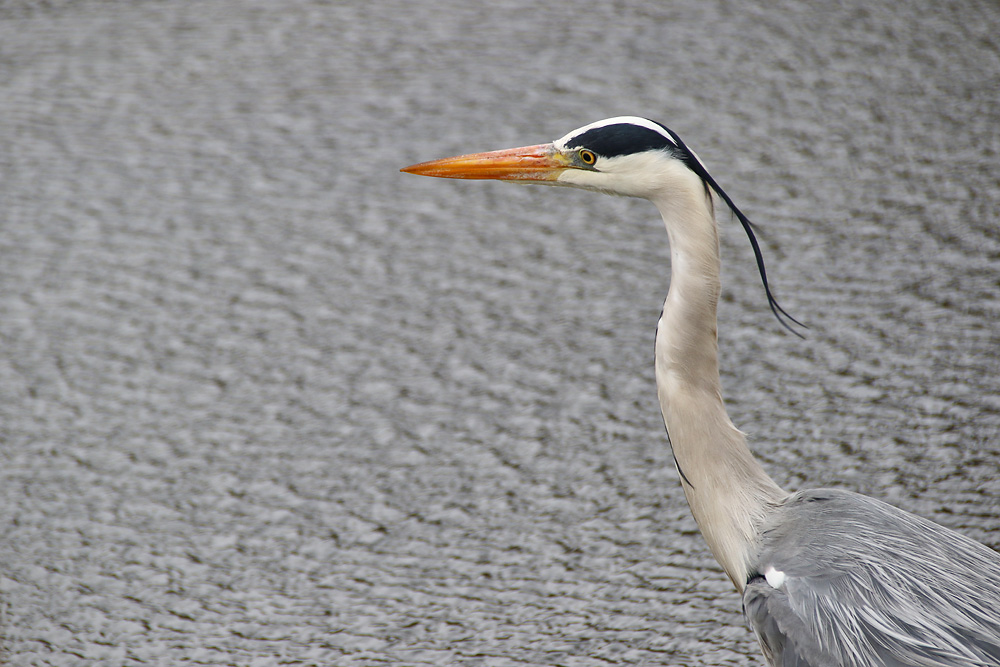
[401,117,1000,666]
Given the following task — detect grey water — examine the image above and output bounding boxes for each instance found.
[1,1,998,665]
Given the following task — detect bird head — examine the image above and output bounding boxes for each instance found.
[401,116,706,201]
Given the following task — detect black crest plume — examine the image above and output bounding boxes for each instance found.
[658,124,806,338]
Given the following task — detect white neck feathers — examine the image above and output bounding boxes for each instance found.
[651,170,785,589]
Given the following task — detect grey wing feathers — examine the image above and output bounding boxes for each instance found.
[745,489,1000,667]
[745,578,840,667]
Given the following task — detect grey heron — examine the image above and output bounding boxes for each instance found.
[401,117,1000,666]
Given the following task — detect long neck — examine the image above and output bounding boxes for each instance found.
[652,181,785,590]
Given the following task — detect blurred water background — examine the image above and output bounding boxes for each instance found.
[1,1,998,664]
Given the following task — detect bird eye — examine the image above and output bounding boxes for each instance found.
[579,149,597,165]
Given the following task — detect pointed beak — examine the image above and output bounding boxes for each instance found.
[401,143,568,181]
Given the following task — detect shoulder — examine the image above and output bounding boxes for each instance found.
[757,488,1000,577]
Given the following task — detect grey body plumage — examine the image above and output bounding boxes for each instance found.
[748,489,1000,666]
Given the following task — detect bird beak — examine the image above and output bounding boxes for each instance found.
[401,143,568,181]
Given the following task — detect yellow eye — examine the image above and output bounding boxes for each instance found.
[579,149,597,166]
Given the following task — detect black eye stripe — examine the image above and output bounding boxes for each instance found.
[565,124,678,159]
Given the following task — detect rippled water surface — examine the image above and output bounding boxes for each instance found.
[1,1,998,664]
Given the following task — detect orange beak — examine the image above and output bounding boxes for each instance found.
[401,143,567,181]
